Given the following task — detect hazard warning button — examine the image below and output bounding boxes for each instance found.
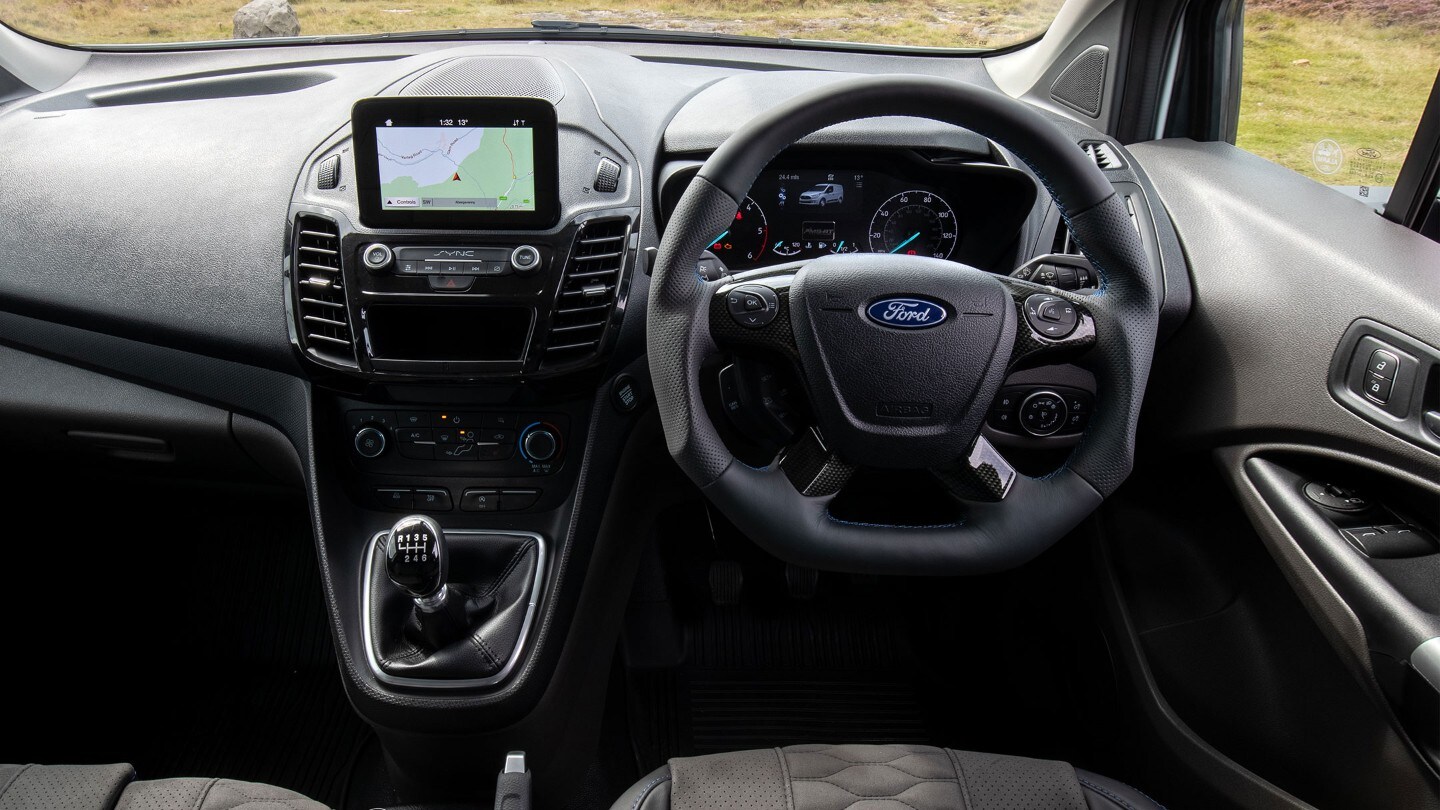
[427,275,475,293]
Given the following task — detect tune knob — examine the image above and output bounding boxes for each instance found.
[510,245,542,275]
[361,243,393,273]
[354,425,387,458]
[521,426,559,462]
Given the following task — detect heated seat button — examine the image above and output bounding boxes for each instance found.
[1362,372,1393,404]
[413,488,452,511]
[1368,349,1399,381]
[460,489,500,512]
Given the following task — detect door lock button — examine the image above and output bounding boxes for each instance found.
[1368,349,1399,380]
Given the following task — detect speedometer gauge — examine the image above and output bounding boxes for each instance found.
[710,196,769,266]
[868,191,959,259]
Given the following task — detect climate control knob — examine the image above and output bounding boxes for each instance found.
[354,426,387,458]
[521,426,559,462]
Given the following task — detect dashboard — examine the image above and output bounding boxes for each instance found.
[660,151,1037,273]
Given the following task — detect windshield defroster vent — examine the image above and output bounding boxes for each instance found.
[542,217,631,367]
[292,215,357,367]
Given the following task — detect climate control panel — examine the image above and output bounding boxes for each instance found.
[346,409,568,476]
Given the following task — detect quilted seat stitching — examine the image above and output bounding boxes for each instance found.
[790,777,955,795]
[786,762,949,781]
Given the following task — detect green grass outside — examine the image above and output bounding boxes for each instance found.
[1239,10,1439,187]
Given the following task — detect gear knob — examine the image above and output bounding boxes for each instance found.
[385,514,448,606]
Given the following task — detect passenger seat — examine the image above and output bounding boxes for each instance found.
[0,763,327,810]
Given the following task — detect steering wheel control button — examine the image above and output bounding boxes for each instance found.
[1368,349,1399,380]
[460,489,500,512]
[1303,482,1371,513]
[1023,294,1078,339]
[726,284,779,328]
[362,243,394,273]
[354,426,387,458]
[1362,372,1393,404]
[510,245,542,274]
[1019,390,1068,437]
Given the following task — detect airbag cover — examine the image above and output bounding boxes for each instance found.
[789,254,1014,468]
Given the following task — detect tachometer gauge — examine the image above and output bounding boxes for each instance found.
[709,196,768,266]
[868,191,959,259]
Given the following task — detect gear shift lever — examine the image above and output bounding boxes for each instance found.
[385,515,449,612]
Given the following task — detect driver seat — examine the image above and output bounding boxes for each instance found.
[608,745,1162,810]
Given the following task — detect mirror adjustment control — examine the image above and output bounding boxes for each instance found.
[1303,481,1371,513]
[354,425,387,458]
[362,243,394,273]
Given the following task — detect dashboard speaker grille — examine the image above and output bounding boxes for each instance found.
[400,56,566,103]
[543,217,631,367]
[1050,45,1108,118]
[292,215,356,367]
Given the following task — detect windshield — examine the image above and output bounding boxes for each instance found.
[0,0,1064,48]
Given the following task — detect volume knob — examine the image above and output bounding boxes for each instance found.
[361,243,393,273]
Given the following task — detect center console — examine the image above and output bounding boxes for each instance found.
[284,68,646,732]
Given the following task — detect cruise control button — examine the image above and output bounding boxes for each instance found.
[1022,294,1078,339]
[1368,349,1399,381]
[460,489,499,512]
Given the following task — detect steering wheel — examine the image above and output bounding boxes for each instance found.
[648,75,1158,576]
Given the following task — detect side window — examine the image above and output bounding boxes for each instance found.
[1236,3,1439,208]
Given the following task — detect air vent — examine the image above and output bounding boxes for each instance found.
[543,217,631,367]
[292,215,356,366]
[1080,140,1124,170]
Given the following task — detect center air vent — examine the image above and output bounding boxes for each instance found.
[543,217,631,367]
[292,215,357,367]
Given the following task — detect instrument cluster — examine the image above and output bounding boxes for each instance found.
[660,150,1039,274]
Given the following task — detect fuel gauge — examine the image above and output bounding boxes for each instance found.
[829,240,860,254]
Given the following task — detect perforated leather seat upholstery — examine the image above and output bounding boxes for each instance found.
[0,765,327,810]
[608,745,1164,810]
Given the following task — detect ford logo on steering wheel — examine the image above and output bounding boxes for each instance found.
[865,297,948,329]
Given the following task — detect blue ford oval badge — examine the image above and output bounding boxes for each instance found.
[866,298,947,329]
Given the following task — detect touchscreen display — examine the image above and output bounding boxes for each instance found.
[376,125,536,213]
[351,97,559,229]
